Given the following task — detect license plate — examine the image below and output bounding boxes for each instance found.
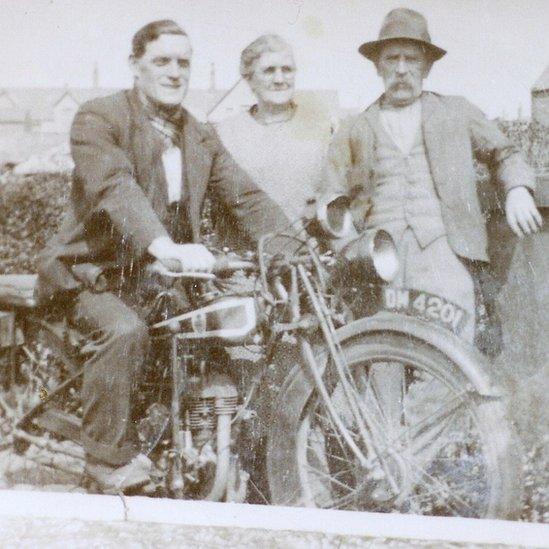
[381,287,468,335]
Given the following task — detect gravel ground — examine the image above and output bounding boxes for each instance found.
[0,516,521,548]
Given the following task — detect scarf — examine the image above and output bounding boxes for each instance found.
[138,89,186,204]
[138,89,184,146]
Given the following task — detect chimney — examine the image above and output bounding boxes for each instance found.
[209,63,216,92]
[93,62,99,88]
[24,110,33,133]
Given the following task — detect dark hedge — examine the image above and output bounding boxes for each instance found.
[0,173,70,274]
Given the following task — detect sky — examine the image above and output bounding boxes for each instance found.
[1,0,548,118]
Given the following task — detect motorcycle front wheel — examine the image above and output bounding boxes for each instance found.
[267,330,522,519]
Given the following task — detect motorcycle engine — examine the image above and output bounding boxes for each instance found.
[185,372,239,446]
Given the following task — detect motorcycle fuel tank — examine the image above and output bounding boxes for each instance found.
[152,296,258,345]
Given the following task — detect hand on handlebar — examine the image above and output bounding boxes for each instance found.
[148,237,216,273]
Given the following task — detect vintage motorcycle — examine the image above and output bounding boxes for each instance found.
[0,213,522,518]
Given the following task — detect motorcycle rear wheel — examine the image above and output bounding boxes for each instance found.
[267,331,522,519]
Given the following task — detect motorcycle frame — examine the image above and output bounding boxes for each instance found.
[2,234,505,504]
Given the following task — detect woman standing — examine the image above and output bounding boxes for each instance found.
[213,34,335,503]
[213,34,335,247]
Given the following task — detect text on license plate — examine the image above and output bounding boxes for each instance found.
[382,287,468,335]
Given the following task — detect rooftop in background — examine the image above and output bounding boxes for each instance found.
[0,88,118,122]
[0,85,340,125]
[0,85,340,164]
[206,79,339,123]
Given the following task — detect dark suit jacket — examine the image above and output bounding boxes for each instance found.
[322,92,535,261]
[36,89,292,302]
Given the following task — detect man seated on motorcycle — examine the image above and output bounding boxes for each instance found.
[35,20,294,493]
[321,8,541,344]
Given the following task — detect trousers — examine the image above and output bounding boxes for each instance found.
[361,229,477,440]
[73,290,150,466]
[392,228,476,343]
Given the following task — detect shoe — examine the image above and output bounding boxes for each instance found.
[85,454,152,494]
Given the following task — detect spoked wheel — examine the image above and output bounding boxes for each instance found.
[267,331,522,519]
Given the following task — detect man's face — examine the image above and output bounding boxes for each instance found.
[376,40,432,107]
[248,49,296,106]
[130,33,192,106]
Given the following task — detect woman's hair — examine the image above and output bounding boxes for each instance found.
[240,34,293,79]
[131,20,187,59]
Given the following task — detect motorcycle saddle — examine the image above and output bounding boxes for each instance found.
[0,274,38,308]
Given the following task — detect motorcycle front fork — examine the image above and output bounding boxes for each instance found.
[297,264,408,499]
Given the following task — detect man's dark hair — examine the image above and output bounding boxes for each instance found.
[131,20,187,59]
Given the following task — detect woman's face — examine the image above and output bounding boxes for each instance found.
[248,48,296,106]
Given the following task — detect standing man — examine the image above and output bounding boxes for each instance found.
[36,20,293,492]
[323,8,541,342]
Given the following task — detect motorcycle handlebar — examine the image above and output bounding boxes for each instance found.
[149,246,332,281]
[149,257,257,280]
[213,257,257,274]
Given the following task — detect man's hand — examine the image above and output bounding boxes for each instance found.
[148,237,216,272]
[505,187,543,238]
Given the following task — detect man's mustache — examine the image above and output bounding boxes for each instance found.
[390,81,413,91]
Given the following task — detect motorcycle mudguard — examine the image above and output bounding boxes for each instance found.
[333,311,502,398]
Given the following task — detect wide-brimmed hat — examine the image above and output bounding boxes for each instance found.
[359,8,446,62]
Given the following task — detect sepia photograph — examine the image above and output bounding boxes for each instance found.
[0,0,547,546]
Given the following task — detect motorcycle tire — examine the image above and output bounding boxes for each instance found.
[266,328,523,519]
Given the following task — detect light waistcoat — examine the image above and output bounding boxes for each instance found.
[367,109,446,247]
